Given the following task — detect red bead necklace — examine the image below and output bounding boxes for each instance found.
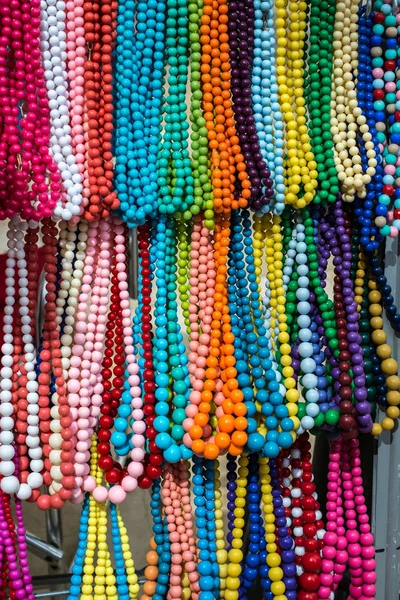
[136,223,163,487]
[292,435,324,600]
[97,253,125,484]
[82,0,119,221]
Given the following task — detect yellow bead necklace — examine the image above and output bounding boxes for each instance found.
[263,214,300,429]
[224,455,248,600]
[275,0,318,209]
[259,458,288,600]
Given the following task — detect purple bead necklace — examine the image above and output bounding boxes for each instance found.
[227,0,273,210]
[320,199,373,434]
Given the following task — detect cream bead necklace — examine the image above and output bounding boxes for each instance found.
[330,0,377,201]
[50,221,88,496]
[48,221,81,495]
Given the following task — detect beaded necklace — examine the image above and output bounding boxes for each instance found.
[330,0,377,202]
[304,0,339,206]
[370,0,400,238]
[157,0,195,219]
[153,217,193,463]
[199,2,251,214]
[228,0,273,211]
[0,218,43,498]
[0,459,34,600]
[82,0,119,220]
[135,223,163,486]
[40,0,83,221]
[184,215,249,459]
[275,0,318,209]
[187,0,215,230]
[322,437,376,598]
[68,441,140,600]
[355,6,383,250]
[0,0,60,220]
[252,0,285,216]
[227,210,296,455]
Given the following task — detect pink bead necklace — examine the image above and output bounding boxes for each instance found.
[49,220,88,502]
[161,462,200,600]
[69,219,111,500]
[65,0,86,178]
[75,219,146,504]
[0,0,61,220]
[183,216,217,451]
[68,219,102,503]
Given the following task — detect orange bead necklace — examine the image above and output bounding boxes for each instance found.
[200,0,251,215]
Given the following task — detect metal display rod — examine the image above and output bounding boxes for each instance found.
[372,235,400,600]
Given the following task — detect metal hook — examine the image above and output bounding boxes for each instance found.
[128,227,138,301]
[366,0,372,16]
[87,42,93,61]
[393,0,398,15]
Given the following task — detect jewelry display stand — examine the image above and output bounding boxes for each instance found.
[372,235,400,600]
[11,234,400,599]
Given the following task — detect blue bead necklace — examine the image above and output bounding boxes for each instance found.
[239,453,264,598]
[227,210,292,457]
[370,0,400,238]
[355,5,383,252]
[226,454,238,550]
[110,503,131,600]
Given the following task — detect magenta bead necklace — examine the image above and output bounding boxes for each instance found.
[0,0,61,220]
[0,458,34,600]
[322,437,376,599]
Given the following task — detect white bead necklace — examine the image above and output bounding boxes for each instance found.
[0,217,43,497]
[40,0,83,220]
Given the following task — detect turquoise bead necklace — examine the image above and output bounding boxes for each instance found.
[152,217,192,462]
[252,0,285,216]
[114,0,166,226]
[109,503,131,600]
[192,456,220,600]
[150,480,171,600]
[67,496,90,600]
[157,0,194,219]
